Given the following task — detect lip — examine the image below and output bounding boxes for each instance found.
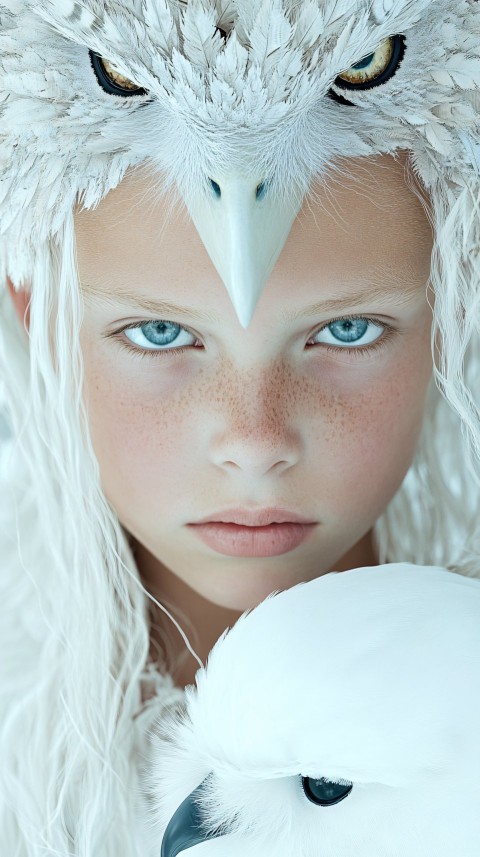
[187,522,318,557]
[192,506,317,527]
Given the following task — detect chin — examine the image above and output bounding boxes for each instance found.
[196,565,320,612]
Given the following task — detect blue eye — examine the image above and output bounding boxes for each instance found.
[312,317,385,348]
[112,315,391,362]
[123,320,198,351]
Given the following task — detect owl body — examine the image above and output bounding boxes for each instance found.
[146,564,480,856]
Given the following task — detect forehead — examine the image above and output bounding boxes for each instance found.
[74,153,432,304]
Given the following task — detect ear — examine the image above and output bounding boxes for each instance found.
[6,276,31,337]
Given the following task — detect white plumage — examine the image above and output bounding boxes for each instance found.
[1,0,479,324]
[146,563,480,856]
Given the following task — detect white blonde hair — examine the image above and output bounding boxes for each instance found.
[0,151,479,854]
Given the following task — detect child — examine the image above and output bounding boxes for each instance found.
[1,1,479,854]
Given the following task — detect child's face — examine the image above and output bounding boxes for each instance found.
[74,153,433,610]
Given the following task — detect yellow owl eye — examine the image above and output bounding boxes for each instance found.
[89,50,148,97]
[334,35,406,91]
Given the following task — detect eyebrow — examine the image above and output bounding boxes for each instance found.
[82,283,220,322]
[283,278,422,322]
[82,272,423,324]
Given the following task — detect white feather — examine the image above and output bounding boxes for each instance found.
[182,0,222,70]
[249,0,293,73]
[146,564,480,856]
[141,0,178,53]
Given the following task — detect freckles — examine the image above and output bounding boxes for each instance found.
[207,358,334,449]
[317,372,422,455]
[118,378,201,456]
[301,351,431,513]
[220,361,301,436]
[83,338,430,513]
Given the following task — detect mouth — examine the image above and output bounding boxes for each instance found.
[187,521,318,557]
[191,506,317,527]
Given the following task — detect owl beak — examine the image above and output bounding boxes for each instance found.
[183,175,304,329]
[160,776,225,857]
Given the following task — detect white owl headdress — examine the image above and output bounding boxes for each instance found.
[1,2,480,856]
[1,0,480,326]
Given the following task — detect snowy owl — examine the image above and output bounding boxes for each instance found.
[1,0,479,326]
[146,563,480,856]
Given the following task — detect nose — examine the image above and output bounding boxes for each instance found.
[209,376,302,477]
[216,441,297,477]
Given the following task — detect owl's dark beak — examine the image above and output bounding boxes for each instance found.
[160,776,225,857]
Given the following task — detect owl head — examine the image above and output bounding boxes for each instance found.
[145,563,480,857]
[1,0,479,324]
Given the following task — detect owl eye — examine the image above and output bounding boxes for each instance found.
[334,34,406,91]
[302,775,353,806]
[89,50,148,97]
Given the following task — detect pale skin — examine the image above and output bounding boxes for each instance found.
[8,152,434,690]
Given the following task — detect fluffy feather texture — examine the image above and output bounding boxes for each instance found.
[0,0,479,282]
[146,563,480,856]
[0,428,186,856]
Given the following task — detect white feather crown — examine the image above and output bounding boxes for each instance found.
[0,0,479,286]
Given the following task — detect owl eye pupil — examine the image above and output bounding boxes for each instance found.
[302,775,353,806]
[352,52,375,70]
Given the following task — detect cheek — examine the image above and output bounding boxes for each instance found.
[80,352,202,520]
[307,339,432,520]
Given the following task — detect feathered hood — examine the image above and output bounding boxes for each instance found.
[1,0,479,323]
